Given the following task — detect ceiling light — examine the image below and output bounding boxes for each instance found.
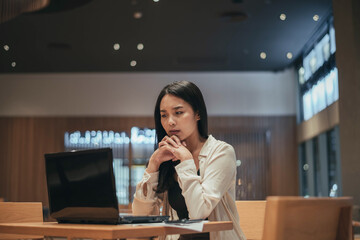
[279,13,286,21]
[313,15,319,21]
[4,45,9,51]
[134,12,142,19]
[137,43,144,50]
[130,60,137,67]
[286,52,293,59]
[260,52,267,59]
[11,62,16,67]
[113,43,120,50]
[153,0,159,2]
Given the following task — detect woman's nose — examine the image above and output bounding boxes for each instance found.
[168,116,176,126]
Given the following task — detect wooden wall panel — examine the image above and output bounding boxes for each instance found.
[0,116,297,206]
[333,0,360,209]
[208,116,298,196]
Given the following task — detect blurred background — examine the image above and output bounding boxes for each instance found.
[0,0,359,223]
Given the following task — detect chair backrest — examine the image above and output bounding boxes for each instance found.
[262,196,353,240]
[0,202,43,240]
[236,200,266,240]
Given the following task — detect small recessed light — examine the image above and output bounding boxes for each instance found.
[11,62,16,67]
[286,52,293,59]
[280,13,286,21]
[260,52,267,59]
[153,0,159,2]
[134,12,142,19]
[130,60,137,67]
[313,14,319,21]
[4,45,9,51]
[137,43,144,50]
[113,43,120,50]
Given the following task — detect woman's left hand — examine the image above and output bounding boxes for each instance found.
[163,135,193,162]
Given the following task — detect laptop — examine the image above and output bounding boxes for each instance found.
[44,148,169,224]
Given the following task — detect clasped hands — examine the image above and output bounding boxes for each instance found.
[147,135,193,173]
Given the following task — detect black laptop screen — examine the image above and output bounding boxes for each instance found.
[45,148,119,222]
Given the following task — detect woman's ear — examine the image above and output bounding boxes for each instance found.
[195,112,200,121]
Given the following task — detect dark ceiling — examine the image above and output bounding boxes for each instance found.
[0,0,332,73]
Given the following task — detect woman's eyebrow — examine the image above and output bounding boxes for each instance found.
[160,106,183,112]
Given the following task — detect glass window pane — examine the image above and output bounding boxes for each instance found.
[303,91,313,120]
[317,78,326,112]
[313,137,321,196]
[309,50,318,75]
[315,41,324,68]
[325,71,335,105]
[327,129,339,197]
[311,84,319,115]
[320,34,331,61]
[303,52,313,81]
[299,143,309,196]
[330,26,336,54]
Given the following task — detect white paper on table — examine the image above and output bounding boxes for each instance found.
[132,220,207,232]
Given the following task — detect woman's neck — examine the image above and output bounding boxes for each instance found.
[184,132,206,159]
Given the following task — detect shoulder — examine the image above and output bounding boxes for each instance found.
[207,135,235,152]
[202,135,236,160]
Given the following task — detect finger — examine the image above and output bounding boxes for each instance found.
[158,141,167,148]
[163,145,176,154]
[181,141,187,147]
[170,135,182,146]
[165,136,179,148]
[161,136,170,142]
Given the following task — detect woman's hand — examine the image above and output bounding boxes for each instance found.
[165,136,193,163]
[146,135,193,173]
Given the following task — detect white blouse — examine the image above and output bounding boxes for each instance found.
[132,135,246,240]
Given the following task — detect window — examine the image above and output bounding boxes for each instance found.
[299,143,309,196]
[298,127,341,197]
[64,127,155,205]
[327,128,340,197]
[297,17,338,122]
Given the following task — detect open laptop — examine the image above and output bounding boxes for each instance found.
[44,148,169,224]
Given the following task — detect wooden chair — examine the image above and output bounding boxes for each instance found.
[0,202,43,240]
[262,196,353,240]
[236,200,266,240]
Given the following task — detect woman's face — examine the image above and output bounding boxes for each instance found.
[159,94,200,141]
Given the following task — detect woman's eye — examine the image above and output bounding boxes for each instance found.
[161,114,167,118]
[176,111,183,115]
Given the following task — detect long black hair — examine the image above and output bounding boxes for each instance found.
[153,81,208,193]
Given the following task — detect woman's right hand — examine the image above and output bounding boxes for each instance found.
[146,136,181,173]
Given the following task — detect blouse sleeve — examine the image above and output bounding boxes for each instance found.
[175,143,236,219]
[132,170,162,216]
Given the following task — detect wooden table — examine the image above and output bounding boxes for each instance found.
[0,221,233,239]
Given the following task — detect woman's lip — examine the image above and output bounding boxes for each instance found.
[169,130,180,134]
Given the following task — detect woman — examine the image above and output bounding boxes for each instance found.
[132,81,246,240]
